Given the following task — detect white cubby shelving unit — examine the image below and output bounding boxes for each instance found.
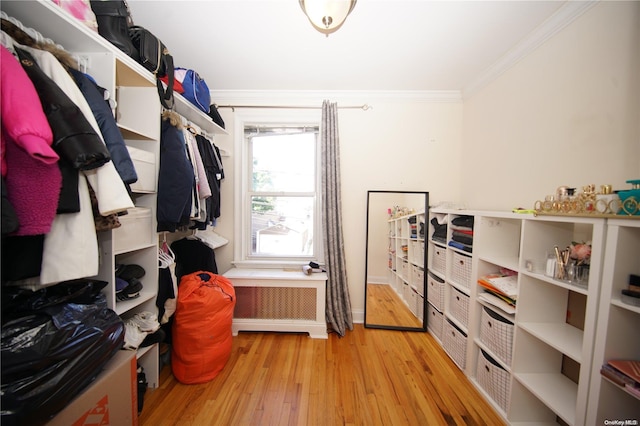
[428,207,639,425]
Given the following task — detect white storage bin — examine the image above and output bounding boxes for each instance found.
[416,292,424,321]
[449,286,470,328]
[479,306,514,366]
[113,207,153,253]
[127,146,156,192]
[427,302,443,341]
[451,251,472,288]
[410,240,425,266]
[400,260,409,281]
[427,270,445,311]
[411,265,424,295]
[431,245,446,275]
[476,349,510,412]
[443,318,467,369]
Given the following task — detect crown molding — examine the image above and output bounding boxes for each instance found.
[211,90,462,107]
[462,0,599,99]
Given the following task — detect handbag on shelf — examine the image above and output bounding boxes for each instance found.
[174,67,210,113]
[129,25,174,109]
[90,0,138,59]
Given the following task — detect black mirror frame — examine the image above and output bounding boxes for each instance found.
[364,190,429,332]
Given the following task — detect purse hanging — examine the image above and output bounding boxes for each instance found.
[128,26,174,110]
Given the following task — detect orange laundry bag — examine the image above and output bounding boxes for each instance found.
[171,271,236,384]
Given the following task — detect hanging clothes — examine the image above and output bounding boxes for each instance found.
[68,68,138,185]
[1,35,133,285]
[170,237,218,285]
[157,116,194,232]
[0,45,60,237]
[194,134,224,228]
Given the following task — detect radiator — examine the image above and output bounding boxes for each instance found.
[234,286,317,320]
[223,268,328,339]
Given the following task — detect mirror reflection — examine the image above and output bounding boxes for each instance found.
[365,191,429,331]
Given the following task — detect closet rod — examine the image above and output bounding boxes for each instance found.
[217,104,372,112]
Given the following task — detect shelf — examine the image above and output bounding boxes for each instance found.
[513,373,577,426]
[517,322,583,363]
[521,270,589,296]
[611,297,640,314]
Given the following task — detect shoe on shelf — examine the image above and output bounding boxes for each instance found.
[140,328,166,348]
[123,320,147,350]
[115,263,146,281]
[116,277,143,301]
[131,311,160,333]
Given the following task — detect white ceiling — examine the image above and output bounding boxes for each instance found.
[126,0,573,95]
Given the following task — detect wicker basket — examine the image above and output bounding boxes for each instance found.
[431,245,446,275]
[427,271,445,311]
[449,286,470,328]
[412,265,425,295]
[476,349,510,412]
[479,306,514,366]
[443,318,467,370]
[451,251,472,288]
[411,240,425,266]
[427,303,443,341]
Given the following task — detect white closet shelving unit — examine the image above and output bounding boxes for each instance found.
[587,219,640,424]
[1,0,226,395]
[388,211,426,321]
[428,208,637,426]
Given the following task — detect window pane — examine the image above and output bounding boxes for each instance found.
[251,133,315,192]
[251,196,314,256]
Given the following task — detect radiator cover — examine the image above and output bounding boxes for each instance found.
[223,269,328,339]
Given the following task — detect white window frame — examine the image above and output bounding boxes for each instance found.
[233,109,324,269]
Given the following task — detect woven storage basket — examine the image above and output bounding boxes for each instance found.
[427,271,445,311]
[476,349,510,412]
[400,260,409,281]
[412,265,425,295]
[431,245,446,275]
[427,303,443,341]
[452,251,472,288]
[416,292,424,321]
[449,286,470,328]
[443,318,467,369]
[410,240,425,266]
[479,306,514,366]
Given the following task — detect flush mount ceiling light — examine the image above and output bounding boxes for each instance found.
[299,0,357,36]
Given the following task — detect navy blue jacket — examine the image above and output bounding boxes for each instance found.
[157,120,194,232]
[69,68,138,185]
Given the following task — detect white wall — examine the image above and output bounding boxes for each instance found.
[461,1,640,210]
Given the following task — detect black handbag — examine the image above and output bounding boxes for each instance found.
[90,0,139,60]
[129,26,175,109]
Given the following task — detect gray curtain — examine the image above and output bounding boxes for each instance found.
[321,100,353,337]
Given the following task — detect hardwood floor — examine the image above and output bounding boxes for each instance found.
[366,283,423,328]
[139,325,505,426]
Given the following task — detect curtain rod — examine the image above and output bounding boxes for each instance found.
[216,104,372,112]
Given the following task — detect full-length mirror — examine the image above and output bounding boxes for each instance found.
[364,190,429,331]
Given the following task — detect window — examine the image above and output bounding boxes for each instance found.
[235,112,322,266]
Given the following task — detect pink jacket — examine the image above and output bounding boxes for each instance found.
[1,46,61,236]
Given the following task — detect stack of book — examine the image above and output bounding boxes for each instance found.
[478,273,518,315]
[600,359,640,399]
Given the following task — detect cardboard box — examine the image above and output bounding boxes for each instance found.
[46,350,138,426]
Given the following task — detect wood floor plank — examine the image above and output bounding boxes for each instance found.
[139,325,505,426]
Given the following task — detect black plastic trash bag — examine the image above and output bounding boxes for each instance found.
[1,279,125,426]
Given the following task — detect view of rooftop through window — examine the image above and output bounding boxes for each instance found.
[248,128,318,257]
